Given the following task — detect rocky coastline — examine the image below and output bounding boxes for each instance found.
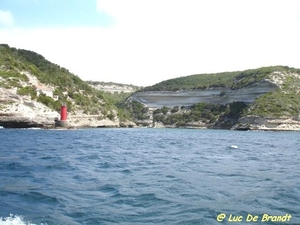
[0,87,136,129]
[1,107,300,131]
[1,46,300,132]
[1,85,300,131]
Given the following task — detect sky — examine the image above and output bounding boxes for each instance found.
[0,0,300,86]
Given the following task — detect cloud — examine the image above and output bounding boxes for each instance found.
[95,0,300,76]
[1,1,300,86]
[0,10,14,26]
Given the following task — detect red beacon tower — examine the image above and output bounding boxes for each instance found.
[59,103,69,127]
[60,104,67,121]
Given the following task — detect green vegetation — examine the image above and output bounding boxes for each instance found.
[126,100,150,121]
[248,90,300,118]
[142,66,300,91]
[17,86,37,99]
[243,70,300,118]
[153,102,247,128]
[37,94,62,111]
[0,70,28,88]
[0,44,132,121]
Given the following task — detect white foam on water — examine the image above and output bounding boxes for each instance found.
[0,214,44,225]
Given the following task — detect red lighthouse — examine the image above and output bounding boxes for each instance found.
[60,104,67,121]
[59,103,69,127]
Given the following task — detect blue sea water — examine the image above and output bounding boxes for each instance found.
[0,128,300,225]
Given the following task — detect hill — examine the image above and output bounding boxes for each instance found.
[2,44,300,131]
[0,44,134,128]
[142,66,299,91]
[128,66,300,130]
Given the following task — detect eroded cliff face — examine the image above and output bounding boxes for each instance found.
[129,70,300,130]
[0,87,136,128]
[233,116,300,131]
[66,110,135,128]
[233,70,300,131]
[0,88,137,128]
[0,88,59,128]
[131,79,278,108]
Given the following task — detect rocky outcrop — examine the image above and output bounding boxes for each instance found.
[233,116,300,131]
[131,79,278,108]
[0,88,59,128]
[0,66,138,128]
[88,82,140,93]
[0,87,137,129]
[67,111,136,128]
[69,116,119,128]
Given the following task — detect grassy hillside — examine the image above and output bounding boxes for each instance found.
[142,66,300,91]
[247,74,300,117]
[0,44,130,121]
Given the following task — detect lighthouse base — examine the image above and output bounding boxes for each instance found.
[58,120,69,128]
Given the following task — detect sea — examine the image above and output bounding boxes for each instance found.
[0,128,299,225]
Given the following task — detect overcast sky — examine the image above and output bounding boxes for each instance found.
[1,0,300,86]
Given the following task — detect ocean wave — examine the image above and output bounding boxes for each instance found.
[0,214,42,225]
[1,129,300,224]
